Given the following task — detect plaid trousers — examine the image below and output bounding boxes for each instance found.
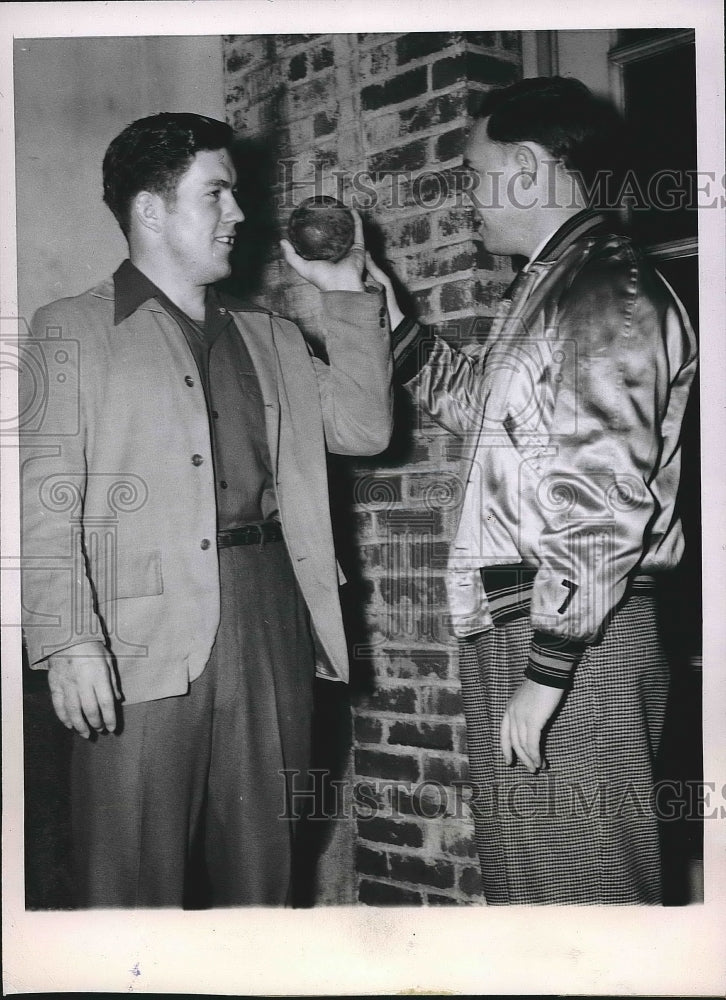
[458,591,669,904]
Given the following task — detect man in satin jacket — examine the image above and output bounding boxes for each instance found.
[20,112,392,907]
[369,77,697,904]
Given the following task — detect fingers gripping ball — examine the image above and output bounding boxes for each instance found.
[287,196,356,263]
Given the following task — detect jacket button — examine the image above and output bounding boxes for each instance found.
[379,306,386,318]
[220,480,228,489]
[218,306,227,315]
[379,318,386,327]
[192,454,204,466]
[212,410,220,419]
[200,538,211,550]
[184,375,194,387]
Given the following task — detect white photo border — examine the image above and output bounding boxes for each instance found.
[2,1,724,995]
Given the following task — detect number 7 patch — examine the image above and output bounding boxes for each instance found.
[558,578,578,614]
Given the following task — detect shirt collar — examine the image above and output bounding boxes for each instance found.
[113,258,235,329]
[504,209,612,298]
[113,259,167,325]
[528,208,612,268]
[521,229,561,273]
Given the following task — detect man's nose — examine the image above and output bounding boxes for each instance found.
[225,194,245,224]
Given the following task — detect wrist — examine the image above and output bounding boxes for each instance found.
[48,639,109,663]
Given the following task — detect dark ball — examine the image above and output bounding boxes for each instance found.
[287,195,355,263]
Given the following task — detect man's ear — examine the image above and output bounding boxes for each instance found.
[514,145,538,189]
[132,191,164,234]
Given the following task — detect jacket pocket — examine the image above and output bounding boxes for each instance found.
[95,548,164,604]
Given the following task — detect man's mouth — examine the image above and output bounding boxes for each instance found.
[215,235,235,246]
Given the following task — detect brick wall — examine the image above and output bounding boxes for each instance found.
[223,31,522,904]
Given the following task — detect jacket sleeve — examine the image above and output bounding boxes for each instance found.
[524,251,698,688]
[391,315,488,437]
[20,304,103,667]
[313,284,393,456]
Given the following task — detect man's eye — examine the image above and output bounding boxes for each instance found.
[208,190,221,200]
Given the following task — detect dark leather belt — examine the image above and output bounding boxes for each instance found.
[217,521,283,548]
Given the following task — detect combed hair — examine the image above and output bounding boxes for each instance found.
[475,77,628,202]
[103,112,234,235]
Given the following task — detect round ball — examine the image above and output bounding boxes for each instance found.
[287,196,355,263]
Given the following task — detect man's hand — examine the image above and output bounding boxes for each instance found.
[280,209,366,292]
[364,253,405,329]
[500,678,564,773]
[47,640,121,738]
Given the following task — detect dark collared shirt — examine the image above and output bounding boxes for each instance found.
[114,259,277,530]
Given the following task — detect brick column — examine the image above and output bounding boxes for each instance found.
[222,31,522,905]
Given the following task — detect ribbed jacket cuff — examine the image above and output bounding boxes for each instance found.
[391,316,435,384]
[524,631,587,689]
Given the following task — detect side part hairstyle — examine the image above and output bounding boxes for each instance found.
[103,112,234,235]
[476,77,629,205]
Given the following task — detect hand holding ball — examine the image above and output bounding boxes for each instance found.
[287,196,356,263]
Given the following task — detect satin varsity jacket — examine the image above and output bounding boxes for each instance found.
[392,210,698,687]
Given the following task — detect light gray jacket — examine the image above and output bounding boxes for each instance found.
[21,276,392,704]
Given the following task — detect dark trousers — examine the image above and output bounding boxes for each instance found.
[70,540,315,907]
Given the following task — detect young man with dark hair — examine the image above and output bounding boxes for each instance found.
[21,112,392,907]
[369,77,697,904]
